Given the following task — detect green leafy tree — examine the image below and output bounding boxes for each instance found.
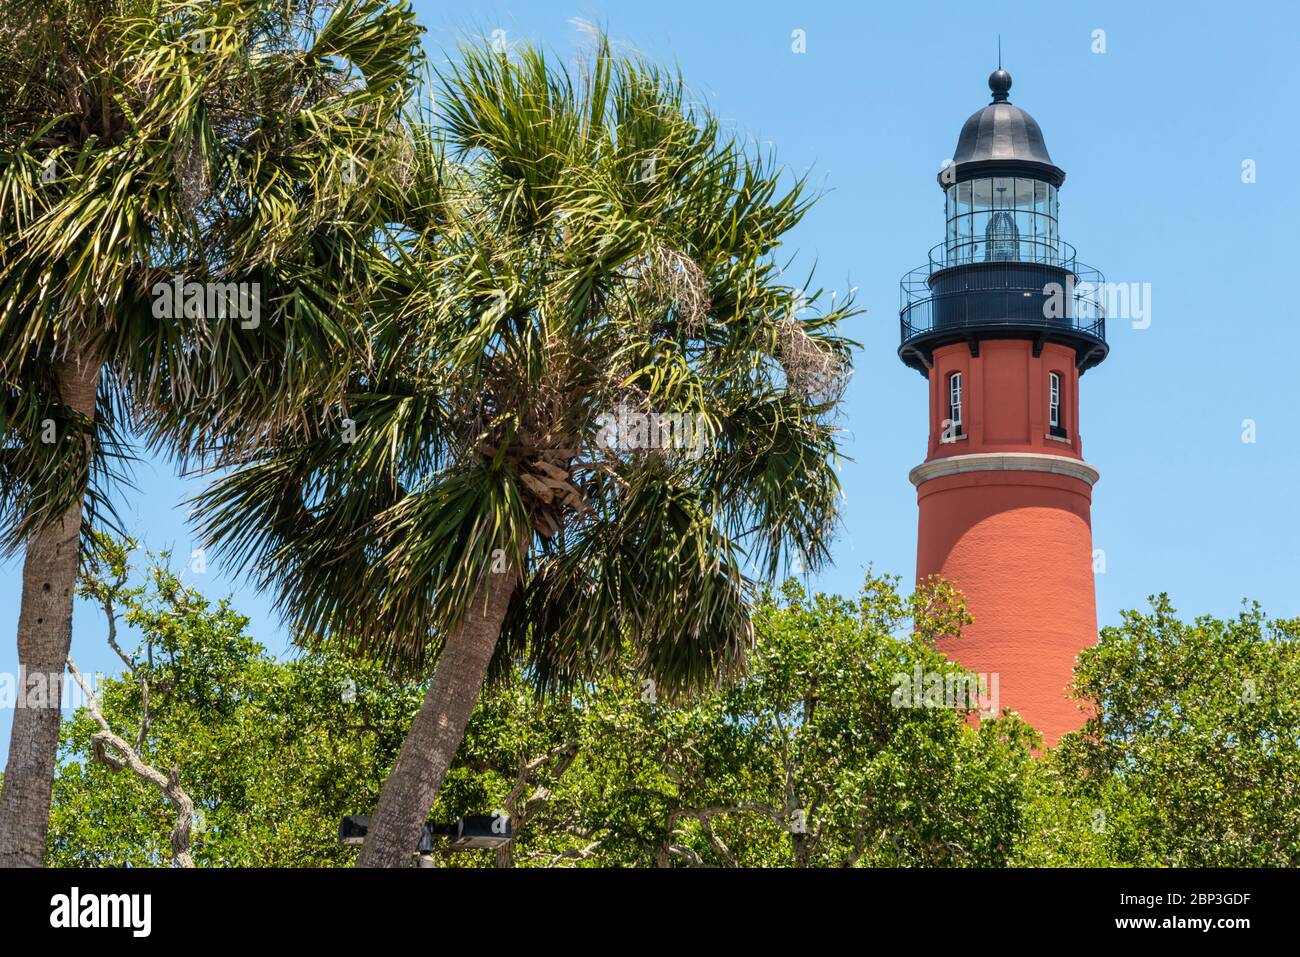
[191,35,858,865]
[49,536,425,867]
[493,576,1037,867]
[52,542,1044,868]
[55,542,1300,868]
[1021,595,1300,867]
[0,0,422,865]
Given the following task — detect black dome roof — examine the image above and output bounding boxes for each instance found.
[944,70,1065,186]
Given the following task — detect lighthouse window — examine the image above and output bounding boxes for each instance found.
[949,372,964,435]
[1048,372,1066,437]
[945,178,1059,266]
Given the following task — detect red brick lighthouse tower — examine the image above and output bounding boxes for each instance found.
[898,68,1108,745]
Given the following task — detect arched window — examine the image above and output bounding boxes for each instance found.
[948,372,964,436]
[1048,371,1066,437]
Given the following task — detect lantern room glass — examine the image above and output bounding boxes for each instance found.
[943,177,1059,266]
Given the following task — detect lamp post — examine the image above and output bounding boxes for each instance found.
[340,814,513,865]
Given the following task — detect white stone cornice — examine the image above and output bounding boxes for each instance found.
[909,451,1101,488]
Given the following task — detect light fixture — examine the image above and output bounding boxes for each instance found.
[339,814,513,855]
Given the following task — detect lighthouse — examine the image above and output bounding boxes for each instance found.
[898,68,1108,745]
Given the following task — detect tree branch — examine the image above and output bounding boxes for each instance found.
[67,656,195,868]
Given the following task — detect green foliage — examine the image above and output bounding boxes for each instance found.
[48,537,424,866]
[0,0,423,548]
[49,545,1300,868]
[1020,595,1300,867]
[0,0,420,862]
[50,542,1040,867]
[492,574,1037,867]
[190,32,861,699]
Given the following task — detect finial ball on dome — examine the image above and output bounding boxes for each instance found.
[988,69,1012,101]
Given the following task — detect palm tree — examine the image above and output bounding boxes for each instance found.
[0,0,422,865]
[193,36,858,867]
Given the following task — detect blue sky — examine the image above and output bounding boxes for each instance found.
[3,0,1298,762]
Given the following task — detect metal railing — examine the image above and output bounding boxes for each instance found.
[935,235,1071,270]
[899,241,1107,346]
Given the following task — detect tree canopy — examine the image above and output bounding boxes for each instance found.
[46,539,1299,867]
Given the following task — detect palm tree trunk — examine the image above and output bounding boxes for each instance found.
[356,568,518,868]
[0,354,101,867]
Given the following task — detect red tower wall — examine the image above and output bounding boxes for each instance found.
[914,340,1098,745]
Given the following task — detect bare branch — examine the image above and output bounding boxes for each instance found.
[101,597,135,673]
[666,843,705,867]
[134,676,150,752]
[67,656,195,868]
[496,740,580,867]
